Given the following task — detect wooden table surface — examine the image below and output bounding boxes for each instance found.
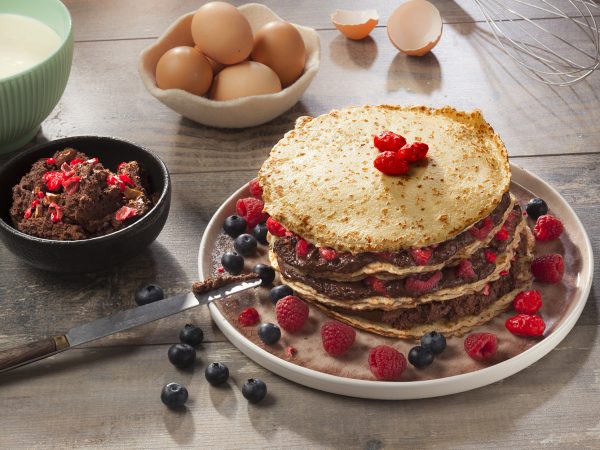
[1,1,599,448]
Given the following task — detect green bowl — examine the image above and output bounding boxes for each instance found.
[0,0,73,154]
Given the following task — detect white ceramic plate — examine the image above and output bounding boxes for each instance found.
[198,163,593,399]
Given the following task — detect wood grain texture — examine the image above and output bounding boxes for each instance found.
[0,336,60,372]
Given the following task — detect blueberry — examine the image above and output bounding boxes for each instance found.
[161,382,188,409]
[205,362,229,386]
[252,223,268,245]
[258,323,281,345]
[408,346,434,369]
[242,378,267,403]
[234,234,257,256]
[179,324,204,346]
[269,285,294,304]
[221,251,244,275]
[168,343,196,368]
[526,198,548,221]
[421,331,446,355]
[223,215,247,238]
[252,264,276,286]
[135,283,164,305]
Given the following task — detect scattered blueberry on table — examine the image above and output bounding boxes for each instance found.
[161,383,188,409]
[167,343,196,369]
[179,324,204,346]
[205,362,230,386]
[242,378,267,403]
[135,283,164,305]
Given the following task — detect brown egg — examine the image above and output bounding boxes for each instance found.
[251,21,306,88]
[331,9,379,41]
[387,0,442,56]
[155,46,213,96]
[191,2,253,65]
[210,61,282,101]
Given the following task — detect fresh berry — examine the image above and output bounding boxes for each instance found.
[119,173,134,187]
[179,324,204,346]
[42,171,63,191]
[223,215,247,238]
[238,307,260,326]
[258,323,281,345]
[526,198,548,221]
[513,290,542,314]
[373,131,406,152]
[205,362,229,386]
[531,253,564,283]
[235,197,267,229]
[167,343,196,368]
[265,217,286,237]
[135,283,164,305]
[404,271,442,294]
[408,346,434,369]
[221,251,244,275]
[368,345,407,381]
[410,247,432,265]
[269,284,294,304]
[252,264,275,285]
[248,178,263,199]
[36,191,44,199]
[364,276,387,295]
[505,314,546,337]
[217,266,225,273]
[252,223,268,245]
[234,234,257,256]
[242,378,267,403]
[295,239,310,258]
[455,260,476,279]
[464,333,498,361]
[45,157,56,165]
[319,247,338,261]
[321,321,356,356]
[484,249,497,263]
[533,215,563,241]
[469,217,494,240]
[374,151,410,176]
[495,226,509,241]
[115,206,137,221]
[161,383,188,409]
[421,331,446,355]
[275,295,309,332]
[398,142,429,162]
[70,158,84,167]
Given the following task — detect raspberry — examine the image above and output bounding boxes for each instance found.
[62,176,80,195]
[374,151,410,176]
[495,226,509,241]
[513,290,542,314]
[364,276,387,295]
[455,260,476,279]
[115,206,137,221]
[484,249,497,263]
[238,307,260,326]
[398,142,429,162]
[531,253,564,283]
[373,131,406,152]
[319,247,338,261]
[464,333,498,361]
[321,321,356,356]
[275,295,309,332]
[42,171,63,191]
[368,345,407,381]
[295,239,310,258]
[266,217,286,237]
[533,215,563,241]
[248,178,263,199]
[469,217,494,240]
[410,247,432,265]
[236,197,267,229]
[36,191,44,199]
[404,271,442,294]
[505,314,546,337]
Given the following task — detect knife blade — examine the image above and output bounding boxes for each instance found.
[0,278,261,373]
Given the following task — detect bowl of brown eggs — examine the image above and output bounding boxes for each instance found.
[138,2,320,128]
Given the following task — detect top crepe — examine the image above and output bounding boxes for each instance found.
[258,105,511,253]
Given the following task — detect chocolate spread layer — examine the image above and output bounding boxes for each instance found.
[278,220,523,301]
[10,148,153,240]
[192,273,260,295]
[332,235,529,329]
[273,191,513,274]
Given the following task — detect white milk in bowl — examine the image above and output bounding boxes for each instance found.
[0,14,62,79]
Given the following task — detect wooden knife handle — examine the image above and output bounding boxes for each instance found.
[0,336,70,373]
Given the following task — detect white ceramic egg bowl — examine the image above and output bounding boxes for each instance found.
[138,3,321,128]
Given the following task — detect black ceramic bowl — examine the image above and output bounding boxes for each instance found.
[0,136,171,273]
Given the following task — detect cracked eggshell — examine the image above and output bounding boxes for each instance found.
[387,0,442,56]
[331,9,378,40]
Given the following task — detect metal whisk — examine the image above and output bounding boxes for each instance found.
[472,0,600,85]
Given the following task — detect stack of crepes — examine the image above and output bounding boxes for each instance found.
[258,105,534,339]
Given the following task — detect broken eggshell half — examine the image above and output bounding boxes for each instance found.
[331,9,379,40]
[387,0,442,56]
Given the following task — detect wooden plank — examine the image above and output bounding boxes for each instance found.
[1,325,599,449]
[0,154,597,349]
